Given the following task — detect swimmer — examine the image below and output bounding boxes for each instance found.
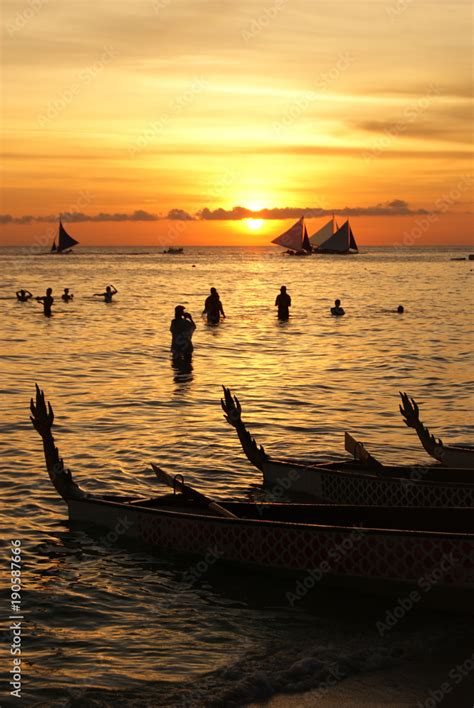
[16,289,33,302]
[93,285,118,303]
[36,288,54,317]
[331,299,345,316]
[61,288,74,302]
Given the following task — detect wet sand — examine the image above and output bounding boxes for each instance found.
[249,654,474,707]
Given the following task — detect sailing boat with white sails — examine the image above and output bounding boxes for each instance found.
[51,220,80,254]
[313,219,359,254]
[271,216,312,255]
[309,215,339,248]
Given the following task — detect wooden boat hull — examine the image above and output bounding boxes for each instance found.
[263,459,474,506]
[219,387,473,506]
[67,495,474,611]
[430,446,474,469]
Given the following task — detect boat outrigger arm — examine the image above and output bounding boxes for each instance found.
[399,392,474,469]
[30,384,87,501]
[221,386,269,471]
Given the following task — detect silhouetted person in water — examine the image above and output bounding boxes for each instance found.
[61,288,74,302]
[93,285,117,303]
[16,289,32,302]
[203,287,225,324]
[397,305,404,314]
[331,298,345,316]
[36,288,54,317]
[275,285,291,320]
[170,306,196,359]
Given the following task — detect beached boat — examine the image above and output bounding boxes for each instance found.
[51,219,79,254]
[221,387,473,506]
[400,392,474,469]
[30,385,474,611]
[271,217,312,255]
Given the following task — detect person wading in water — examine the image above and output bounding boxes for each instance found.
[275,285,291,320]
[203,287,226,324]
[170,306,196,360]
[36,288,54,317]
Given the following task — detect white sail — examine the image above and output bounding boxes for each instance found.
[315,220,358,254]
[271,217,305,251]
[309,216,338,247]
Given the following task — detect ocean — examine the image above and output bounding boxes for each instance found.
[0,245,473,706]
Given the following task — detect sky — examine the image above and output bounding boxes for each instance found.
[1,0,473,246]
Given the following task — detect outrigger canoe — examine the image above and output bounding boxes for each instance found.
[221,387,473,506]
[400,392,474,469]
[31,385,474,611]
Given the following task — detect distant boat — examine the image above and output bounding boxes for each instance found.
[271,217,312,255]
[309,215,339,248]
[162,247,184,254]
[313,219,359,254]
[51,220,79,254]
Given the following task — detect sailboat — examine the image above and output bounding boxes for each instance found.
[51,219,79,254]
[309,215,339,248]
[271,217,312,255]
[313,219,359,255]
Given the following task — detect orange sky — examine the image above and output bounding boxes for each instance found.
[1,0,473,246]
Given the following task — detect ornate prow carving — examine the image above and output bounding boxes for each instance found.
[221,386,268,471]
[30,384,86,500]
[399,392,445,463]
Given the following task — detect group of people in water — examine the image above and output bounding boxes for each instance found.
[170,287,226,360]
[17,282,404,362]
[16,285,118,316]
[171,286,405,361]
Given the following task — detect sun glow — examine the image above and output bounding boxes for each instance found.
[245,218,264,231]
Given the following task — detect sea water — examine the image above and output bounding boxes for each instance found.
[0,245,473,706]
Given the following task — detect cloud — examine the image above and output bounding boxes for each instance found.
[197,201,429,219]
[0,201,437,225]
[355,117,473,145]
[167,208,195,220]
[0,210,159,224]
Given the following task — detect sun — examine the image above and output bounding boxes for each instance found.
[244,218,264,231]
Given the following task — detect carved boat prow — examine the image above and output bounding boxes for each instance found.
[399,392,474,469]
[221,386,268,471]
[31,384,87,501]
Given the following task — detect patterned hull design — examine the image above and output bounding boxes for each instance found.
[263,462,473,507]
[68,498,474,594]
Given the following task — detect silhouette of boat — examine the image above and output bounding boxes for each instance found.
[312,219,359,254]
[30,385,474,611]
[162,247,184,254]
[400,393,474,469]
[51,220,79,254]
[221,387,473,506]
[271,217,312,255]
